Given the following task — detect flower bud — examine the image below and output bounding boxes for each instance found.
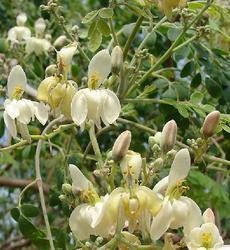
[160,120,177,154]
[152,157,164,169]
[111,46,123,74]
[54,35,68,48]
[62,183,72,194]
[45,64,58,77]
[59,194,66,202]
[201,111,220,138]
[149,132,162,147]
[203,208,215,224]
[120,150,142,180]
[112,130,131,161]
[16,13,27,26]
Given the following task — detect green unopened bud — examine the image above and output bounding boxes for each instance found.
[111,46,123,75]
[45,64,58,77]
[201,111,220,138]
[62,183,72,194]
[112,130,131,161]
[152,157,164,169]
[160,120,177,153]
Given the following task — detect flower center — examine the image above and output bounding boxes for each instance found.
[201,232,213,248]
[88,73,100,89]
[13,86,24,99]
[166,180,189,200]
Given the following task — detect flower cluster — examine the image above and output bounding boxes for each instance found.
[60,122,227,249]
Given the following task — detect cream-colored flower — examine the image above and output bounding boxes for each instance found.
[151,149,202,241]
[57,43,77,75]
[7,13,31,44]
[187,223,224,249]
[71,88,121,129]
[71,49,120,129]
[35,18,46,36]
[26,37,51,56]
[3,65,48,138]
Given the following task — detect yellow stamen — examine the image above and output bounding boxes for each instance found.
[88,73,100,89]
[166,180,189,200]
[13,86,24,99]
[201,232,213,248]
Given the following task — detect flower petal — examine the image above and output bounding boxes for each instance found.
[4,99,20,119]
[32,102,48,125]
[153,176,169,195]
[181,197,202,237]
[150,200,173,241]
[168,148,190,189]
[69,164,93,192]
[71,90,88,126]
[3,111,17,138]
[88,49,111,88]
[101,89,121,125]
[170,199,189,229]
[7,65,27,99]
[69,204,93,240]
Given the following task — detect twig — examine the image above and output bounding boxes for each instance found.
[35,116,64,250]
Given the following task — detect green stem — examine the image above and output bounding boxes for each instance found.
[172,34,197,52]
[51,9,90,63]
[109,18,119,46]
[18,179,37,206]
[127,1,212,95]
[130,16,167,66]
[0,123,75,152]
[35,117,64,250]
[88,123,104,168]
[123,16,144,60]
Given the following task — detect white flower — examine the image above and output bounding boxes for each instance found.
[151,149,202,241]
[7,65,27,99]
[16,13,27,26]
[187,223,224,250]
[3,65,48,138]
[88,49,111,89]
[7,13,31,44]
[71,49,120,129]
[71,88,121,129]
[26,37,51,56]
[35,18,46,36]
[69,194,112,240]
[57,43,77,74]
[3,99,48,138]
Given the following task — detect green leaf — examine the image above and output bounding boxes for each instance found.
[190,91,203,104]
[191,73,202,88]
[222,124,230,133]
[88,28,102,52]
[82,10,99,24]
[176,104,189,118]
[167,27,181,41]
[99,8,113,19]
[202,104,215,113]
[11,207,20,222]
[97,19,110,36]
[181,61,195,78]
[32,239,50,250]
[18,215,45,239]
[205,78,222,98]
[21,204,39,217]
